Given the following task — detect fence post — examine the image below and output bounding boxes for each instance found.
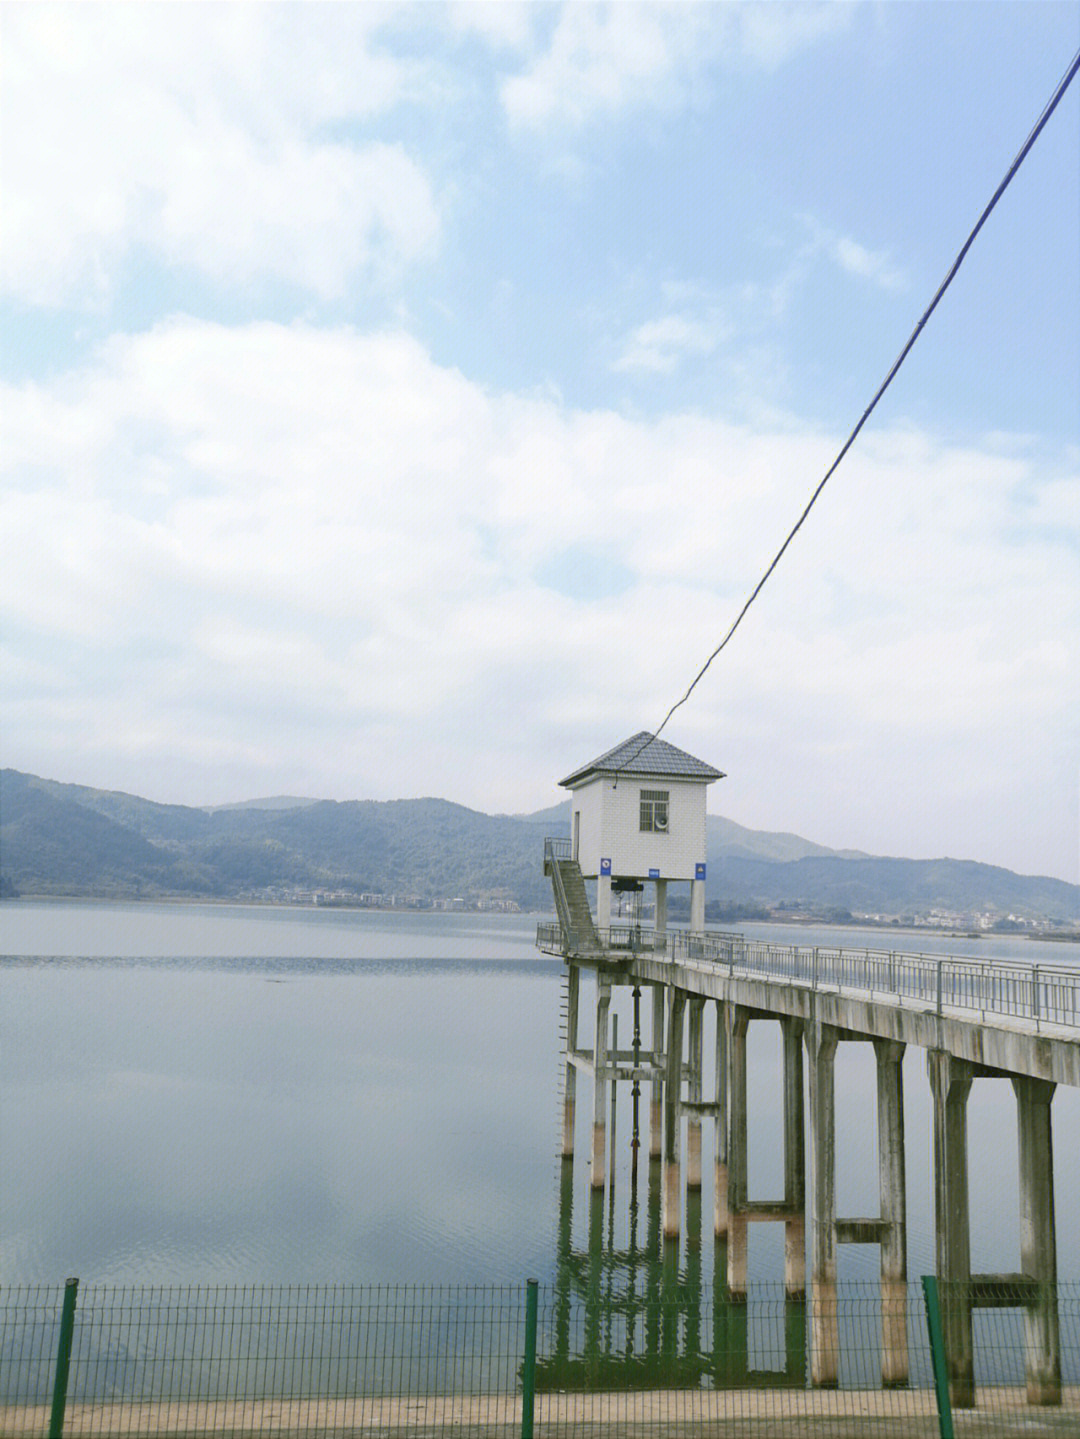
[936,960,943,1018]
[521,1278,539,1439]
[1032,964,1040,1031]
[921,1275,955,1439]
[49,1277,79,1439]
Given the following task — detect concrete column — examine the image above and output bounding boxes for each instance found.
[562,963,580,1158]
[807,1021,839,1387]
[662,988,686,1239]
[689,877,705,934]
[782,1017,806,1300]
[686,997,705,1189]
[591,977,612,1191]
[1012,1075,1061,1405]
[874,1039,908,1386]
[654,879,668,953]
[596,873,612,933]
[727,1008,750,1297]
[714,999,729,1239]
[650,986,666,1160]
[928,1050,974,1408]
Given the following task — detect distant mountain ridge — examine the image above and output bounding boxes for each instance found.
[1,768,1077,922]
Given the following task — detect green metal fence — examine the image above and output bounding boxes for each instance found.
[2,1279,1077,1436]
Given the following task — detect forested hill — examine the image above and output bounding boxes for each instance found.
[1,768,1077,923]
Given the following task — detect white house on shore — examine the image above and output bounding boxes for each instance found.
[559,732,724,937]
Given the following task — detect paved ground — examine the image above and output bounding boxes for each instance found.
[4,1388,1079,1438]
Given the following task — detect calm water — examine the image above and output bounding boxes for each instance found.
[2,901,1078,1291]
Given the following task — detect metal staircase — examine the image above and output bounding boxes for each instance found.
[543,838,600,957]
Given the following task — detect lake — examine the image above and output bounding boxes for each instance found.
[2,901,1078,1293]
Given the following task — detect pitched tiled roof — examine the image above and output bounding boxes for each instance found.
[559,732,724,787]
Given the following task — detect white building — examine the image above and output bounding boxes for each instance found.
[559,731,724,937]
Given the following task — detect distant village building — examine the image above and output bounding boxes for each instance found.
[558,731,724,939]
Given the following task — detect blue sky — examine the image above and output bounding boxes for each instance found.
[2,3,1078,881]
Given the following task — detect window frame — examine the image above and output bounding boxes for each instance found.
[639,788,670,834]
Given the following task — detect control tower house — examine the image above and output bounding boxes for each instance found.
[559,732,724,942]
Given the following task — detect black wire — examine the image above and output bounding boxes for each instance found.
[616,45,1080,781]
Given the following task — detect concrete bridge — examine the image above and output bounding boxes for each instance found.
[536,850,1080,1410]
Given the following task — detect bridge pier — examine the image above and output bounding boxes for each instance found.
[715,998,729,1239]
[687,997,706,1189]
[591,976,612,1189]
[662,989,686,1238]
[649,986,665,1160]
[808,1025,909,1389]
[1014,1074,1060,1405]
[727,1007,805,1300]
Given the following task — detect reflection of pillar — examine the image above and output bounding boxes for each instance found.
[662,989,686,1238]
[563,964,580,1158]
[689,877,705,934]
[1012,1075,1060,1406]
[727,1007,749,1297]
[650,987,666,1160]
[928,1050,974,1408]
[591,977,612,1190]
[597,872,612,931]
[874,1040,908,1386]
[654,879,668,952]
[782,1017,806,1300]
[807,1021,839,1387]
[714,999,729,1239]
[686,997,705,1188]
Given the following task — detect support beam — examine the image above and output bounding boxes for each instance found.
[591,977,612,1190]
[1012,1074,1061,1405]
[689,877,705,934]
[874,1039,908,1386]
[726,1006,750,1295]
[650,986,666,1160]
[715,999,729,1239]
[928,1049,974,1408]
[807,1021,839,1387]
[662,989,686,1239]
[686,997,705,1189]
[782,1016,806,1300]
[654,879,668,949]
[562,964,580,1158]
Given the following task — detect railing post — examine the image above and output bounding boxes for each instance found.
[921,1275,955,1439]
[49,1277,79,1439]
[936,960,943,1018]
[521,1278,539,1439]
[1033,965,1040,1031]
[812,947,818,991]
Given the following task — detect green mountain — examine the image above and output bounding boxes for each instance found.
[1,768,1076,922]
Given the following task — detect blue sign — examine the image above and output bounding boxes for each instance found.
[600,857,612,876]
[695,862,707,880]
[648,868,660,879]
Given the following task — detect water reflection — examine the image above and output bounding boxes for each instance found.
[540,1154,806,1392]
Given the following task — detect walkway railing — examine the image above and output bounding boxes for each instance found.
[536,923,1080,1034]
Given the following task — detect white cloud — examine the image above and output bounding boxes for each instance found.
[1,319,1075,876]
[0,6,440,305]
[500,2,853,129]
[613,313,723,373]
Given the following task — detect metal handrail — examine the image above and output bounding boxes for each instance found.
[535,920,1080,1034]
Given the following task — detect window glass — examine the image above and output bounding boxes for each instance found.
[639,789,669,832]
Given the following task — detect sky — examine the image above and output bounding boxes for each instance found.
[2,2,1078,882]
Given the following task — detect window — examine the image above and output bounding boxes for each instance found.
[639,789,669,833]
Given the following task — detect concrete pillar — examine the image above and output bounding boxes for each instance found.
[596,873,612,933]
[662,988,686,1239]
[654,879,668,953]
[874,1039,908,1386]
[562,963,580,1158]
[714,999,729,1239]
[782,1017,806,1300]
[686,997,705,1189]
[928,1050,974,1408]
[807,1021,839,1387]
[591,977,612,1191]
[689,877,705,934]
[727,1008,750,1296]
[1012,1075,1061,1405]
[650,986,666,1160]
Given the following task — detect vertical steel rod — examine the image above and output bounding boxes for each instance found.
[49,1277,79,1439]
[521,1278,539,1439]
[921,1275,955,1439]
